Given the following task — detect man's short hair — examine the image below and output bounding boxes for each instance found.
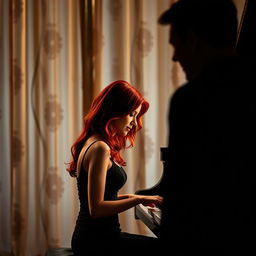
[158,0,238,47]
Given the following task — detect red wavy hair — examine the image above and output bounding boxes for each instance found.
[66,80,149,177]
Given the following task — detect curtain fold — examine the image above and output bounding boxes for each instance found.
[80,0,93,115]
[1,0,83,255]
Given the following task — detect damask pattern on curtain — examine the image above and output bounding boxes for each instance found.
[0,0,186,255]
[0,0,83,255]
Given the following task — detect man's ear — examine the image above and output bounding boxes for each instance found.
[186,31,200,50]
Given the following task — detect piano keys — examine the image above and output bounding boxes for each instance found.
[135,204,161,237]
[134,147,168,237]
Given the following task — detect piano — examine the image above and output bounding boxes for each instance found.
[134,0,255,237]
[236,0,256,58]
[134,147,168,237]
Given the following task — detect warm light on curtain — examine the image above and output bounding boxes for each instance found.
[0,0,186,255]
[1,0,83,255]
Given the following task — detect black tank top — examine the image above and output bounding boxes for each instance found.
[73,140,127,239]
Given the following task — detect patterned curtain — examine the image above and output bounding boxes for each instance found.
[0,0,187,255]
[0,0,83,255]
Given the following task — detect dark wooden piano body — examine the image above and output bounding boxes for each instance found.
[134,148,168,237]
[236,0,256,58]
[134,0,255,237]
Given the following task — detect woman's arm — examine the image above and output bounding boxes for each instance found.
[117,194,162,207]
[87,141,162,218]
[117,194,137,199]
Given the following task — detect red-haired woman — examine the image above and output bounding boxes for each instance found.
[67,80,162,255]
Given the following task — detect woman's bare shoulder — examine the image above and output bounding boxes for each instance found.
[93,140,110,151]
[87,140,110,157]
[81,140,111,172]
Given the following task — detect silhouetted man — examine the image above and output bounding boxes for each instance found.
[158,0,256,253]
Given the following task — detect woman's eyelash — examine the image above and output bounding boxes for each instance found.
[130,113,135,117]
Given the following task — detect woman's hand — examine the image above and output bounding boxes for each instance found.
[118,194,163,207]
[138,195,163,207]
[117,193,163,208]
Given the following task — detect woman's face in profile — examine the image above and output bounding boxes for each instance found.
[112,104,142,136]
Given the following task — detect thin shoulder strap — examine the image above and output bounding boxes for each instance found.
[76,140,100,178]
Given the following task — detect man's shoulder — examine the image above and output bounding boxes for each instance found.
[171,81,198,101]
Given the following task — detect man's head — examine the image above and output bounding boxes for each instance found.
[159,0,238,80]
